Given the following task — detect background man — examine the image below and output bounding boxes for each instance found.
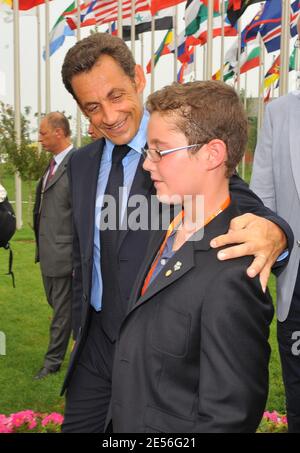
[250,19,300,432]
[60,32,292,433]
[33,112,75,380]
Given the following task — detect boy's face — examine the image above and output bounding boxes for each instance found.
[143,111,206,204]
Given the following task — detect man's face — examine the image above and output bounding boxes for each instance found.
[71,55,146,145]
[39,118,58,154]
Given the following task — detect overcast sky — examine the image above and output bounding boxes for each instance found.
[0,1,298,140]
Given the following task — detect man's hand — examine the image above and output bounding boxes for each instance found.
[210,213,287,292]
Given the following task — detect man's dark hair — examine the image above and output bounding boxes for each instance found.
[61,33,136,102]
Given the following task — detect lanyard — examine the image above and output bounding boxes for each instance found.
[141,195,231,296]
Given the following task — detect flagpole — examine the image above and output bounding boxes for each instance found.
[173,6,178,82]
[220,0,225,81]
[236,18,241,95]
[296,42,300,90]
[279,0,290,96]
[257,35,265,138]
[36,6,42,153]
[202,44,206,80]
[271,55,276,98]
[13,0,22,229]
[45,0,51,113]
[131,0,136,59]
[205,0,214,80]
[241,54,248,180]
[150,15,155,93]
[117,0,123,39]
[76,0,81,148]
[140,31,144,103]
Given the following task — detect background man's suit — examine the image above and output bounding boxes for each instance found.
[61,135,293,433]
[109,203,274,433]
[251,92,300,432]
[34,149,75,372]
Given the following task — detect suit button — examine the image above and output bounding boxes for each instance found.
[297,240,300,247]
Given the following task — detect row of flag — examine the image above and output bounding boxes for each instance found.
[1,0,300,92]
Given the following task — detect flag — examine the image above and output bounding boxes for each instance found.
[146,28,173,73]
[259,0,300,53]
[239,45,260,74]
[185,1,237,47]
[0,2,37,20]
[66,0,150,29]
[177,47,194,83]
[264,49,296,90]
[0,0,51,9]
[212,61,235,81]
[113,9,174,38]
[43,1,75,59]
[65,0,97,30]
[240,2,266,47]
[227,0,262,26]
[150,0,185,15]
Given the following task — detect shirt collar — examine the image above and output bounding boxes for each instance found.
[104,109,149,159]
[53,144,73,166]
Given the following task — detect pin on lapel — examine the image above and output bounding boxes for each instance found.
[165,269,172,277]
[174,261,182,271]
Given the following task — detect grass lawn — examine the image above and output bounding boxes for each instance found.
[0,174,286,424]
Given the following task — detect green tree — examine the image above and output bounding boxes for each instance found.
[0,101,49,226]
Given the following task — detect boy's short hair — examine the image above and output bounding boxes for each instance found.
[146,80,248,177]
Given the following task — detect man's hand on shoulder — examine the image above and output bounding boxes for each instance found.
[210,213,287,292]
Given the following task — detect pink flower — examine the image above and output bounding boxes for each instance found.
[9,410,38,430]
[41,413,64,427]
[263,410,287,425]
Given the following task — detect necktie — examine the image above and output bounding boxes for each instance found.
[44,158,56,188]
[100,145,131,339]
[101,144,131,247]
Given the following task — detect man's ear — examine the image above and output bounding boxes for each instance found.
[134,64,146,94]
[205,139,227,171]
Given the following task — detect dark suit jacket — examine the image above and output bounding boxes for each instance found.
[61,137,293,395]
[33,149,75,277]
[109,202,274,433]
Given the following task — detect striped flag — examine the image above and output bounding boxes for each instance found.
[146,29,173,74]
[111,8,174,38]
[66,0,150,29]
[43,1,75,59]
[240,45,260,74]
[185,0,237,47]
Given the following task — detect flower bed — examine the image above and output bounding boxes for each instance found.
[0,410,288,433]
[0,411,63,433]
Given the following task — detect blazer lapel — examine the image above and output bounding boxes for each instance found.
[289,94,300,200]
[81,141,105,261]
[43,148,75,192]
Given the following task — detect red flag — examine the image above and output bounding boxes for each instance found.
[18,0,50,10]
[150,0,185,15]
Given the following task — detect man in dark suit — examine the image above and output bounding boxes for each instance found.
[60,33,292,433]
[33,112,75,380]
